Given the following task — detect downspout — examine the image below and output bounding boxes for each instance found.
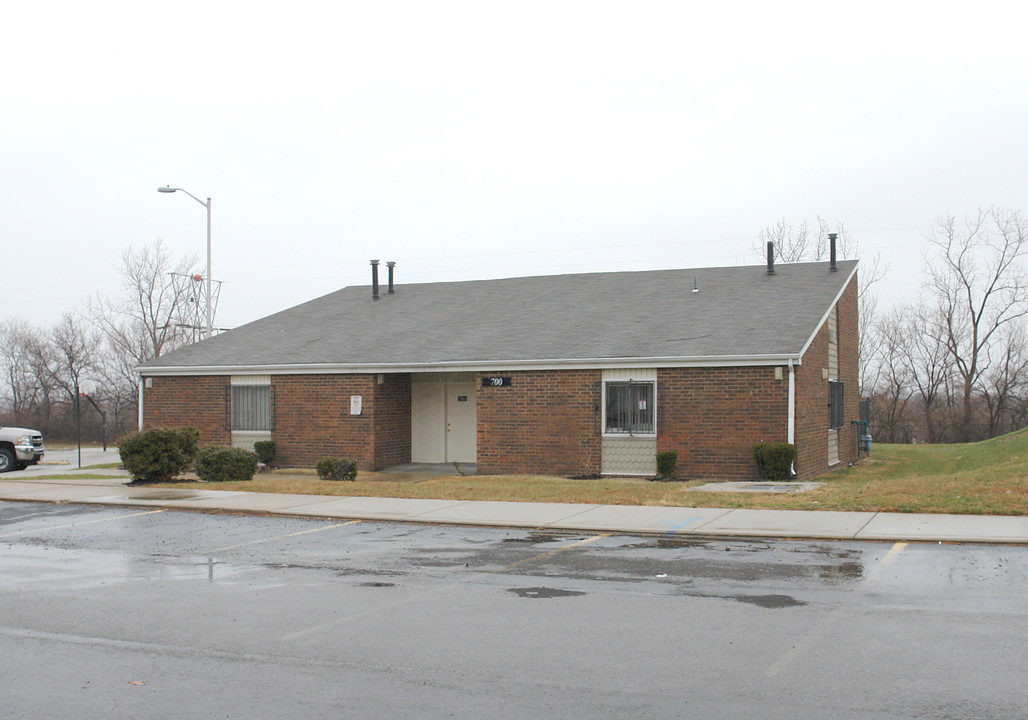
[138,377,144,431]
[788,359,796,477]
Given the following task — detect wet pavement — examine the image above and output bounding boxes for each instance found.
[1,503,1026,718]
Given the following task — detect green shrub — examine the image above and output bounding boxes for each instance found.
[196,446,258,482]
[752,442,796,481]
[119,427,200,482]
[656,451,678,479]
[253,440,276,466]
[315,456,358,481]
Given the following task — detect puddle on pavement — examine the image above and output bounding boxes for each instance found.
[820,561,864,579]
[0,544,248,590]
[689,591,806,608]
[508,586,587,599]
[730,593,806,608]
[502,531,571,545]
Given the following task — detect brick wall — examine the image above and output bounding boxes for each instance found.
[143,372,410,471]
[837,274,860,467]
[373,373,412,469]
[658,366,789,479]
[794,275,860,480]
[477,370,602,476]
[142,375,231,445]
[272,374,378,470]
[794,329,828,479]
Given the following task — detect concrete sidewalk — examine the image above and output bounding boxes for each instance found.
[2,471,1027,544]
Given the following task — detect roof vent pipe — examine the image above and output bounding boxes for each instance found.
[370,259,380,300]
[386,261,395,294]
[828,233,838,272]
[766,241,776,275]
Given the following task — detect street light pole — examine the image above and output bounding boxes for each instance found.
[158,186,213,340]
[75,381,81,469]
[204,196,212,339]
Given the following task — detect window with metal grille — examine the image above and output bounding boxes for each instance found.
[828,380,845,430]
[604,381,655,435]
[231,385,272,431]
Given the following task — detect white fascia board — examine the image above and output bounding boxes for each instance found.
[136,353,803,377]
[796,261,859,361]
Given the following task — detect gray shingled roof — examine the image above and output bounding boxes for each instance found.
[139,260,858,373]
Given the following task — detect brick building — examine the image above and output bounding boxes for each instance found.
[138,257,859,480]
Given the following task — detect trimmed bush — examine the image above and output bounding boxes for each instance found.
[752,442,796,481]
[656,451,678,479]
[119,427,200,482]
[253,440,276,466]
[196,446,258,482]
[315,456,358,481]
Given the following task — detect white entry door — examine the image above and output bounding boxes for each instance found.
[411,383,447,463]
[445,382,477,463]
[411,381,477,463]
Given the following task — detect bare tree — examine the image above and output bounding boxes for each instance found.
[925,208,1028,440]
[980,320,1028,437]
[905,301,955,442]
[867,308,914,442]
[22,330,59,433]
[89,238,198,425]
[91,339,142,437]
[49,313,100,406]
[0,240,199,440]
[758,216,848,263]
[756,216,887,391]
[91,238,199,365]
[0,319,39,424]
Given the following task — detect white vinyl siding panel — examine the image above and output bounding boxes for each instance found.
[828,306,839,380]
[601,436,657,476]
[231,374,271,386]
[232,430,271,450]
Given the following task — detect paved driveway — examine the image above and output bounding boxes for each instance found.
[11,447,124,476]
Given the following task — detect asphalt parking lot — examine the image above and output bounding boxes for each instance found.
[2,502,1026,718]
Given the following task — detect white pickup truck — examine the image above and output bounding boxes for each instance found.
[0,426,45,472]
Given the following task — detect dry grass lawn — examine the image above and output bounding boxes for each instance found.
[158,429,1028,515]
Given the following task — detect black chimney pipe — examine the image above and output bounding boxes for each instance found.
[386,261,395,294]
[828,233,838,272]
[766,241,776,275]
[370,259,380,300]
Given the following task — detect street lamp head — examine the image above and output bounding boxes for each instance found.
[157,186,178,193]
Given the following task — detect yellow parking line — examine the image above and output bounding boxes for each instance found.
[0,509,165,539]
[764,542,907,678]
[279,532,610,642]
[208,520,361,553]
[878,541,907,567]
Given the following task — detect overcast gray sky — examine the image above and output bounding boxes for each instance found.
[3,1,1026,331]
